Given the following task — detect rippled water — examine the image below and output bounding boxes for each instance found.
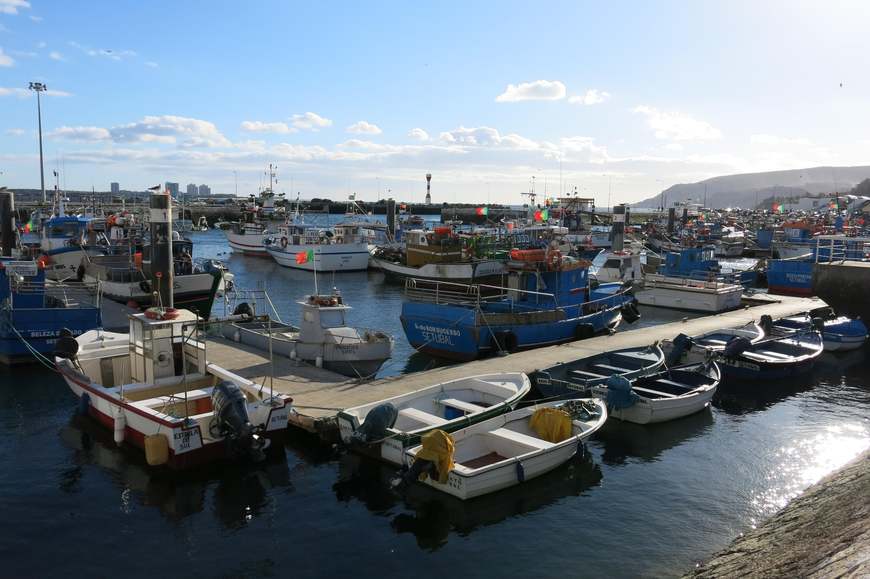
[1,228,867,578]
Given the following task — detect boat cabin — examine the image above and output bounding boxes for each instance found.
[663,247,718,277]
[128,310,206,384]
[297,294,354,343]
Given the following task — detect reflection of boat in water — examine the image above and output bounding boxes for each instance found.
[712,378,814,416]
[58,414,294,526]
[333,451,602,549]
[590,408,714,466]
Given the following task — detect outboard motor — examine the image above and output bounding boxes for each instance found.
[232,302,254,318]
[352,403,398,444]
[811,317,826,333]
[666,333,694,365]
[723,336,752,358]
[604,375,639,410]
[394,458,438,489]
[759,314,774,337]
[210,380,268,461]
[54,328,79,362]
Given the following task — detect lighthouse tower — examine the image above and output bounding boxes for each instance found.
[425,173,432,205]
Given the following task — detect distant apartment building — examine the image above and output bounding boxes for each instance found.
[110,182,120,194]
[198,184,211,196]
[165,182,180,196]
[186,183,197,196]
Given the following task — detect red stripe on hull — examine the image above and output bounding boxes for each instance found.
[768,286,814,297]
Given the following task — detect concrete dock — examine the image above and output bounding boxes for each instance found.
[686,450,869,578]
[209,294,827,437]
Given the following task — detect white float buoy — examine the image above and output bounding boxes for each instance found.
[113,409,126,445]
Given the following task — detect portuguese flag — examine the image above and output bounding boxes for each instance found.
[772,202,784,213]
[296,249,314,264]
[475,206,489,216]
[534,208,549,221]
[24,219,33,233]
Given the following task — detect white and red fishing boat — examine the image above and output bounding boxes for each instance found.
[54,308,292,469]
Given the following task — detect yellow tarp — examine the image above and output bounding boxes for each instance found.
[529,407,573,443]
[415,429,455,484]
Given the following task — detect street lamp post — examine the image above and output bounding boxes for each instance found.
[29,82,47,204]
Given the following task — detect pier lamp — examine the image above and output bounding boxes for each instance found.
[28,82,47,204]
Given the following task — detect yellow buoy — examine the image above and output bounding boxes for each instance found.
[144,433,169,466]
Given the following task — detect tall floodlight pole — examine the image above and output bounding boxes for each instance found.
[29,82,47,204]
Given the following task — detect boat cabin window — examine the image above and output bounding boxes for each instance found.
[48,221,83,237]
[320,309,346,328]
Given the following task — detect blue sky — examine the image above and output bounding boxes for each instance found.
[1,0,868,204]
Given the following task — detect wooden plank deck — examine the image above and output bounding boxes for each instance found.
[208,294,828,438]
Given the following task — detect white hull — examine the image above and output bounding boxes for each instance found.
[369,257,506,282]
[91,272,216,303]
[714,243,744,258]
[598,384,715,424]
[773,242,814,260]
[267,242,370,271]
[405,400,607,500]
[226,230,268,254]
[635,275,743,312]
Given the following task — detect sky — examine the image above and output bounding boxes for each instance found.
[1,0,869,205]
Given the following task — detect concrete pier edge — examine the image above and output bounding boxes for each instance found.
[685,449,870,578]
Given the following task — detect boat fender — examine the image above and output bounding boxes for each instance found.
[280,236,288,249]
[759,315,774,336]
[144,434,169,466]
[352,403,398,443]
[723,336,752,358]
[574,324,595,341]
[139,280,151,294]
[113,410,126,446]
[515,461,525,483]
[621,302,641,324]
[78,393,91,416]
[232,302,254,318]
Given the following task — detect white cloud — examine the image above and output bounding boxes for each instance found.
[664,143,684,151]
[290,112,332,131]
[633,105,722,141]
[5,128,25,136]
[346,120,382,135]
[240,120,295,134]
[111,115,229,147]
[0,86,72,97]
[48,126,111,141]
[68,41,137,61]
[407,128,429,141]
[48,50,64,61]
[0,0,30,15]
[0,47,14,67]
[144,61,158,68]
[568,89,611,105]
[750,134,812,146]
[496,80,566,103]
[28,14,40,21]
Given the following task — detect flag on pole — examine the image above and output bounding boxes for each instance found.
[772,202,784,213]
[534,209,549,221]
[296,249,314,264]
[24,218,33,233]
[475,206,489,216]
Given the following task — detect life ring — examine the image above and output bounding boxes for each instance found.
[144,307,180,320]
[280,237,288,248]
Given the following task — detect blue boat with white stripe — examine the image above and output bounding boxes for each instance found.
[400,250,639,361]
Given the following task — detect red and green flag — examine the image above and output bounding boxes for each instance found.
[475,206,489,216]
[772,202,784,213]
[24,219,33,233]
[534,208,549,221]
[296,249,314,264]
[829,200,839,210]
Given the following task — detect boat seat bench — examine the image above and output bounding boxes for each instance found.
[437,397,487,414]
[489,427,555,450]
[654,378,692,390]
[570,369,606,380]
[398,407,448,427]
[632,386,678,398]
[590,363,633,374]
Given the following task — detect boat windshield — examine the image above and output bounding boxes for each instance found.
[47,221,84,238]
[320,309,347,328]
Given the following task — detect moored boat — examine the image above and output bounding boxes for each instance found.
[714,330,824,379]
[400,398,607,500]
[773,310,868,352]
[54,308,292,469]
[337,373,531,464]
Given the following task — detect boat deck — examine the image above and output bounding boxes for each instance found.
[208,294,827,438]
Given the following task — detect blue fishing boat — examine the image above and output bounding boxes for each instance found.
[0,259,102,364]
[715,330,824,380]
[661,247,758,288]
[400,249,638,360]
[767,235,870,296]
[773,310,868,352]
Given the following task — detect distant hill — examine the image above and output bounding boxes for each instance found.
[633,165,870,209]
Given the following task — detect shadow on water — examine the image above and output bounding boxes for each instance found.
[59,414,295,528]
[592,409,714,466]
[333,451,602,550]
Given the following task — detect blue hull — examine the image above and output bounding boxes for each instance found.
[767,259,813,296]
[0,308,101,364]
[401,293,631,361]
[718,357,816,380]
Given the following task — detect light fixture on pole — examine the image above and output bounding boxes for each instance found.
[28,82,47,204]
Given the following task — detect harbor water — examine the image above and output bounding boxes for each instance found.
[1,230,868,577]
